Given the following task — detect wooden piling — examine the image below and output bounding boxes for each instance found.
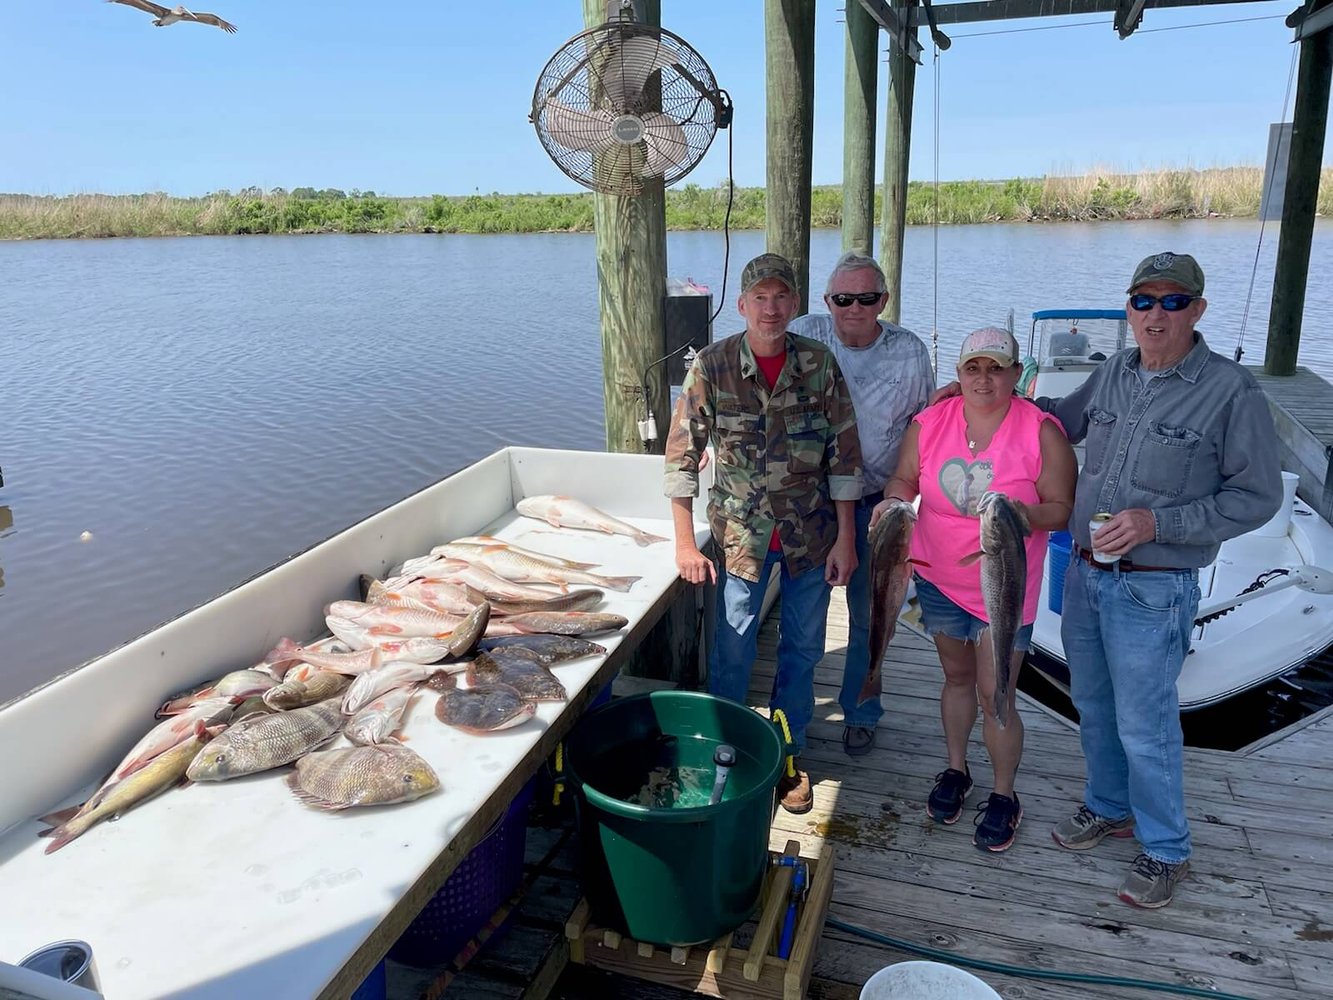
[764,0,817,311]
[583,0,669,454]
[842,0,879,255]
[1266,18,1333,376]
[879,0,918,325]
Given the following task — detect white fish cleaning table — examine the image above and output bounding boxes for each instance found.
[0,447,710,1000]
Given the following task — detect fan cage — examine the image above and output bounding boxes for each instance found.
[531,22,723,196]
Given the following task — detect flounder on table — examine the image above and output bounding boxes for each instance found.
[478,634,607,665]
[466,650,567,702]
[287,745,440,810]
[433,676,536,734]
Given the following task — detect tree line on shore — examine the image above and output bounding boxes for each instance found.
[2,167,1328,240]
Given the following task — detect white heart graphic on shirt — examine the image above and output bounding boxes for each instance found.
[939,458,994,516]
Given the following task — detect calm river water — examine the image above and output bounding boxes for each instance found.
[2,219,1330,705]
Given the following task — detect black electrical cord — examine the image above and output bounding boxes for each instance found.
[640,90,735,446]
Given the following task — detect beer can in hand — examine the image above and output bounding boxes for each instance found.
[1089,512,1119,565]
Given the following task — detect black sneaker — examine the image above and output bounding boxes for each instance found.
[926,765,973,824]
[973,792,1023,852]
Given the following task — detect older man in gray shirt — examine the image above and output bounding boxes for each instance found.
[1045,252,1281,909]
[790,252,934,755]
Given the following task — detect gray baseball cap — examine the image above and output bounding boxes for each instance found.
[741,253,797,294]
[1127,252,1205,295]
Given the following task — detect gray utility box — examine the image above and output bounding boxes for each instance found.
[663,290,713,385]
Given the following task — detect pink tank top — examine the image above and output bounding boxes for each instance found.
[912,396,1054,625]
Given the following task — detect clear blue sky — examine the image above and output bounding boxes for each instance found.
[0,1,1314,197]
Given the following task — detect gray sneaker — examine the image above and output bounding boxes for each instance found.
[1118,853,1190,909]
[1051,805,1135,850]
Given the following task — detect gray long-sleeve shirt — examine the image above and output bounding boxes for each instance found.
[1040,332,1282,569]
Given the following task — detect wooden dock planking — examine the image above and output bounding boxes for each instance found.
[744,589,1333,999]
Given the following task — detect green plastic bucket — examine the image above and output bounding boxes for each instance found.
[565,691,784,946]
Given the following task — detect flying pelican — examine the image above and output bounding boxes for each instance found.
[108,1,237,34]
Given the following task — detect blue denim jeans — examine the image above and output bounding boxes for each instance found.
[840,498,883,728]
[1061,556,1201,864]
[709,548,831,755]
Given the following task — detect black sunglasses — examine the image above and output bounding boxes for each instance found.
[1129,293,1197,312]
[829,291,883,308]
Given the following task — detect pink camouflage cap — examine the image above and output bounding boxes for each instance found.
[957,326,1020,367]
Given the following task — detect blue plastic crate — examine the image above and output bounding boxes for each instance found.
[388,778,535,968]
[349,959,386,1000]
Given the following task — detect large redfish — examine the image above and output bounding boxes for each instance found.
[974,492,1030,728]
[857,500,917,706]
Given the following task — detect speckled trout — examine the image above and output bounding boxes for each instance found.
[857,500,917,706]
[973,492,1030,728]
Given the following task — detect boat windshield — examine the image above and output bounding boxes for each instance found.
[1029,309,1127,367]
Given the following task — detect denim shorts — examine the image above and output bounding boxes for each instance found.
[914,574,1033,651]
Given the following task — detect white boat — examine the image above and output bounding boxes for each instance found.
[1021,310,1333,711]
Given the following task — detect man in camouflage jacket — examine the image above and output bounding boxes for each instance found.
[664,253,863,813]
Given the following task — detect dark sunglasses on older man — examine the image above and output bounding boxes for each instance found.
[829,291,883,308]
[1129,293,1197,312]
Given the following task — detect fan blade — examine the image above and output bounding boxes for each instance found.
[593,144,647,196]
[596,36,680,108]
[542,100,617,155]
[640,112,690,177]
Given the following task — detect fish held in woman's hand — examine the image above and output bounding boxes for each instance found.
[515,495,667,547]
[975,491,1030,728]
[186,698,345,781]
[287,745,440,811]
[467,650,567,702]
[858,500,918,705]
[434,679,536,734]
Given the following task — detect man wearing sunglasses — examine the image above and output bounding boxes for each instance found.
[664,252,863,814]
[1042,251,1282,909]
[789,252,934,756]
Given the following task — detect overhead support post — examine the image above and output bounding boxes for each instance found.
[843,0,880,255]
[765,0,818,311]
[1114,0,1148,37]
[583,0,669,453]
[877,0,919,324]
[1265,3,1333,376]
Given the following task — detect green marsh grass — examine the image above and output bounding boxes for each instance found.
[2,168,1328,240]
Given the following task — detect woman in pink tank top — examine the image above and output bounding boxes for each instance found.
[871,327,1075,852]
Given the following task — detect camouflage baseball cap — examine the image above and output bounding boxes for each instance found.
[1126,252,1205,295]
[740,253,797,294]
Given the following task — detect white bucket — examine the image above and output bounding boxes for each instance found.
[1254,471,1300,538]
[860,960,1001,1000]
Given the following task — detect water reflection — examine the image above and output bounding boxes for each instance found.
[0,504,11,594]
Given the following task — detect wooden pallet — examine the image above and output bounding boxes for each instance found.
[564,839,835,1000]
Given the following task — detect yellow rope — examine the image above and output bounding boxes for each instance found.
[552,742,564,806]
[771,709,796,778]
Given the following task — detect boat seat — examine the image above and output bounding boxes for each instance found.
[1047,331,1092,358]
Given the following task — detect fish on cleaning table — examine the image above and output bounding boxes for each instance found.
[112,696,237,779]
[325,617,457,663]
[187,698,345,781]
[971,491,1030,728]
[157,668,278,716]
[263,664,351,710]
[264,638,382,678]
[342,661,444,715]
[288,744,440,810]
[437,536,600,570]
[497,611,628,636]
[433,675,536,734]
[42,732,214,854]
[326,600,465,639]
[478,634,607,666]
[476,586,604,616]
[857,499,918,705]
[434,542,640,592]
[515,495,667,547]
[467,649,567,702]
[345,685,418,746]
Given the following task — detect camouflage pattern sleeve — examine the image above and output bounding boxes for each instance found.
[663,358,713,498]
[824,355,863,501]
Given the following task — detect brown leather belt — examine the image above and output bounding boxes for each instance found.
[1075,546,1180,573]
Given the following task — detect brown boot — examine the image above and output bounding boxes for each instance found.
[777,764,813,814]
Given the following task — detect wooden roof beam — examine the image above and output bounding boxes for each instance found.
[856,0,924,63]
[1293,1,1333,40]
[903,0,1266,26]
